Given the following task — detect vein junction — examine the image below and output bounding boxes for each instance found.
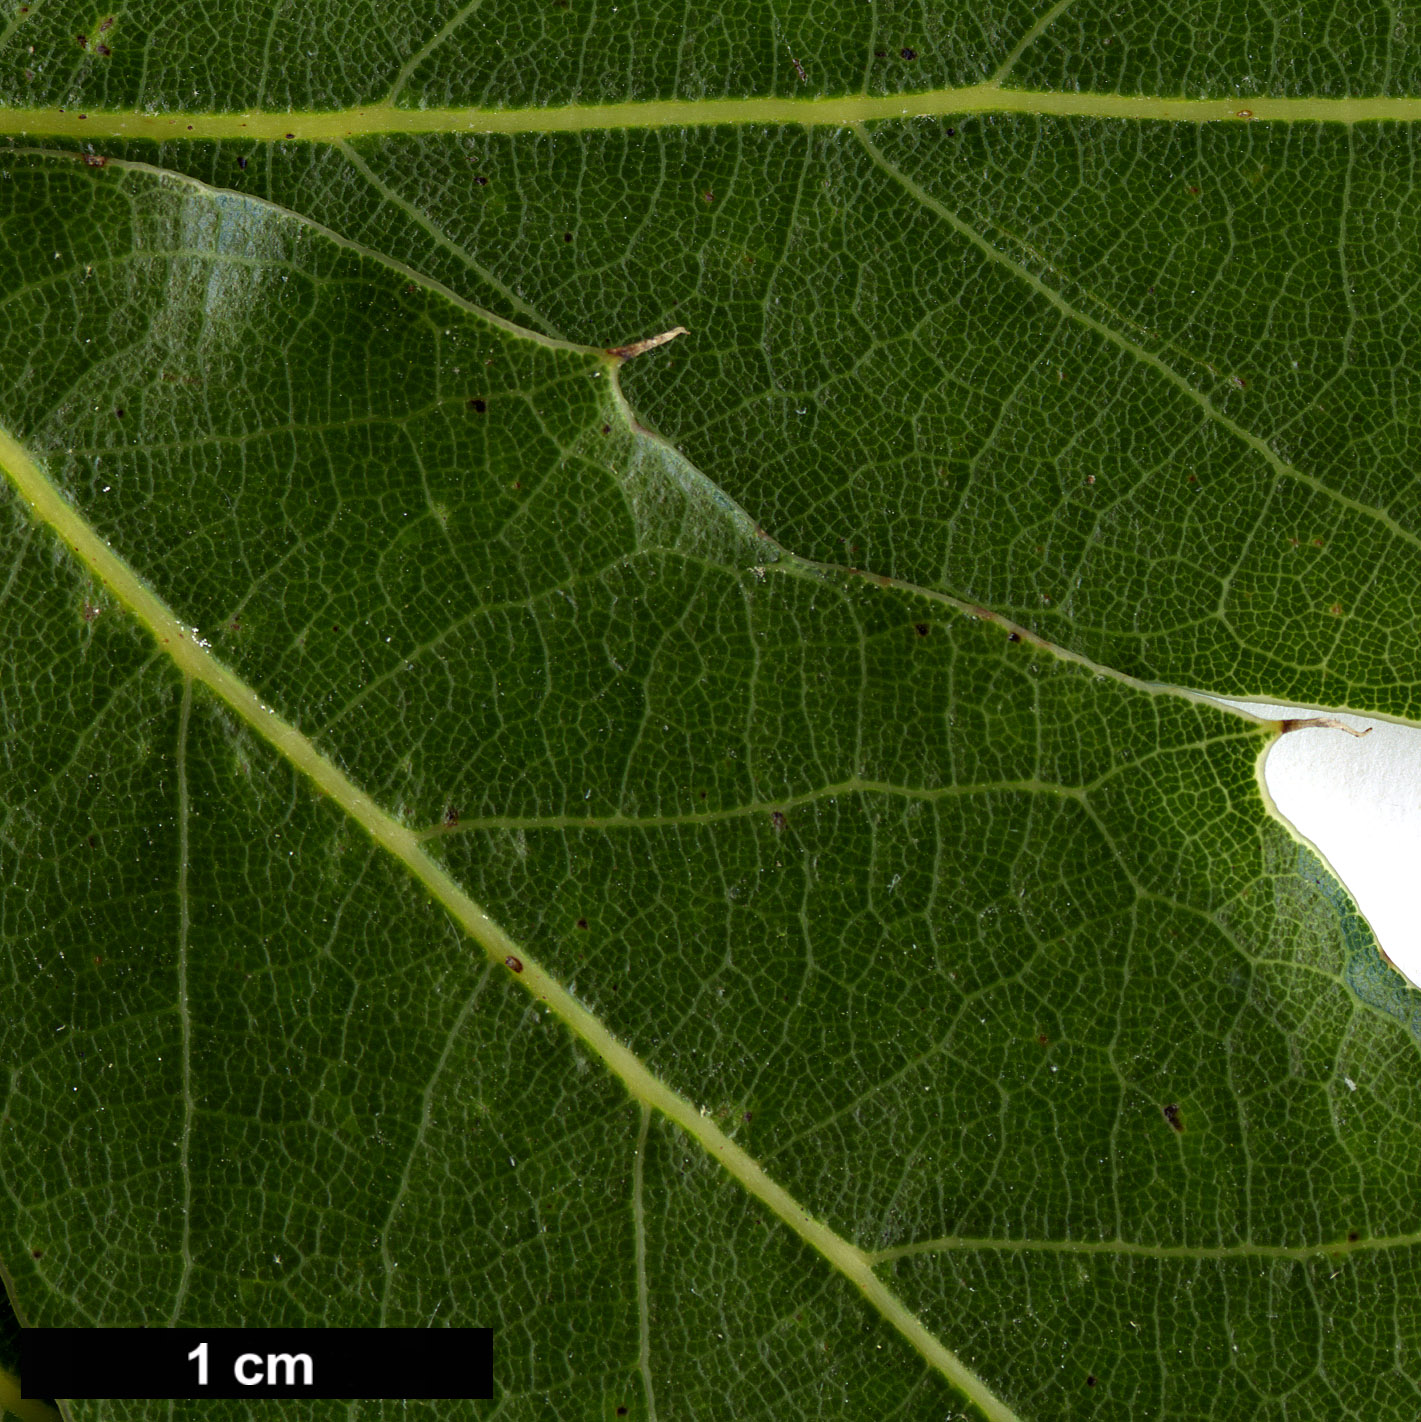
[0,89,1418,144]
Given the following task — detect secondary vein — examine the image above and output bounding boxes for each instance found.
[333,138,563,338]
[850,124,1421,561]
[871,1231,1421,1263]
[171,675,196,1327]
[633,1107,659,1422]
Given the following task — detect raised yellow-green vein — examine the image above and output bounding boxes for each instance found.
[2,88,1421,144]
[872,1231,1421,1264]
[0,1365,61,1422]
[0,421,1023,1422]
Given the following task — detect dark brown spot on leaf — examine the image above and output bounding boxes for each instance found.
[1086,1375,1097,1388]
[1347,1228,1361,1242]
[914,622,929,637]
[469,398,487,413]
[1007,631,1021,643]
[563,231,573,242]
[237,155,248,170]
[443,805,460,827]
[771,810,786,830]
[576,918,589,930]
[1163,1103,1183,1132]
[900,46,917,59]
[504,955,523,973]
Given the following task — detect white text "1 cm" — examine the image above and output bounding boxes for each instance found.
[187,1342,314,1387]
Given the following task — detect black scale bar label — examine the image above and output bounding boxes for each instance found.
[22,1328,493,1400]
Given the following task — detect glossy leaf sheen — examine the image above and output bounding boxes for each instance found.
[0,5,1419,1420]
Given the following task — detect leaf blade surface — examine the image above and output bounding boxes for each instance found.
[1,7,1420,1418]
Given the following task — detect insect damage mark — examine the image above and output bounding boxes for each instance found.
[76,16,114,54]
[607,326,689,361]
[1278,717,1370,738]
[1162,1103,1183,1132]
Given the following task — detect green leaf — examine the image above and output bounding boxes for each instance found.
[1,7,1420,1419]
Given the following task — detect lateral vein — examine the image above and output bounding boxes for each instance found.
[171,676,196,1326]
[872,1231,1421,1264]
[633,1108,659,1422]
[850,125,1421,561]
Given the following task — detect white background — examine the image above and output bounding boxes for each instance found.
[1222,699,1421,985]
